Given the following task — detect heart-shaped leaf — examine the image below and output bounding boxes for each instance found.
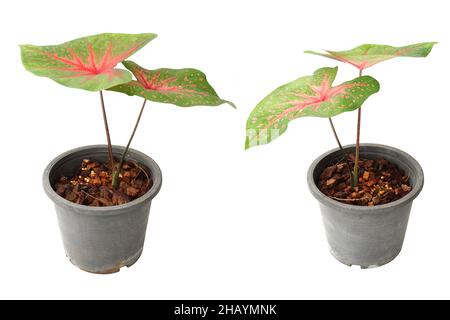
[20,33,157,91]
[108,61,235,107]
[245,67,379,149]
[305,42,436,71]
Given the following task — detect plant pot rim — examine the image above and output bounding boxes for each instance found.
[43,144,162,215]
[307,143,424,213]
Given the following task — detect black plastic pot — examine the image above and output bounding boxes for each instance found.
[43,145,162,274]
[307,144,424,268]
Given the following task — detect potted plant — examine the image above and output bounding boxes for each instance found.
[245,42,436,268]
[21,33,234,274]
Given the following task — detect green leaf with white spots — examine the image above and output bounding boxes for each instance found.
[245,67,379,149]
[305,42,436,71]
[20,33,157,91]
[108,61,235,108]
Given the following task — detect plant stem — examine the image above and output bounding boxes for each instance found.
[352,69,363,187]
[99,91,114,171]
[328,118,343,150]
[112,98,147,189]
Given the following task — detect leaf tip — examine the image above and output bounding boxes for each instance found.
[244,137,251,151]
[423,41,438,56]
[19,44,32,54]
[139,33,158,42]
[122,60,134,68]
[225,100,237,109]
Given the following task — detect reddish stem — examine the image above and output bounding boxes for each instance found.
[353,69,363,187]
[99,91,114,172]
[328,117,343,150]
[112,98,147,189]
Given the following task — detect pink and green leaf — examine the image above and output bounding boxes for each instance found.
[109,61,234,107]
[245,67,379,149]
[20,33,157,91]
[305,42,437,71]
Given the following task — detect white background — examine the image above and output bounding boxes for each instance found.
[0,0,448,300]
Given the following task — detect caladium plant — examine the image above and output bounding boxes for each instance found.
[305,42,436,185]
[246,41,436,192]
[21,33,233,190]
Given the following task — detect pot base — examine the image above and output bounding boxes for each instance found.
[68,248,143,274]
[329,247,402,269]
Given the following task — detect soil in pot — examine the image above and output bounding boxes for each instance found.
[318,154,411,206]
[54,158,153,207]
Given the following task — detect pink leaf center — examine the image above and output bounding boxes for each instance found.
[264,75,366,129]
[39,42,139,77]
[134,70,207,96]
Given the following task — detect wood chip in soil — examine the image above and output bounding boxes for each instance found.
[318,154,411,206]
[54,159,152,207]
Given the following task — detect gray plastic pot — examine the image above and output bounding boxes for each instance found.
[43,145,162,274]
[307,144,424,268]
